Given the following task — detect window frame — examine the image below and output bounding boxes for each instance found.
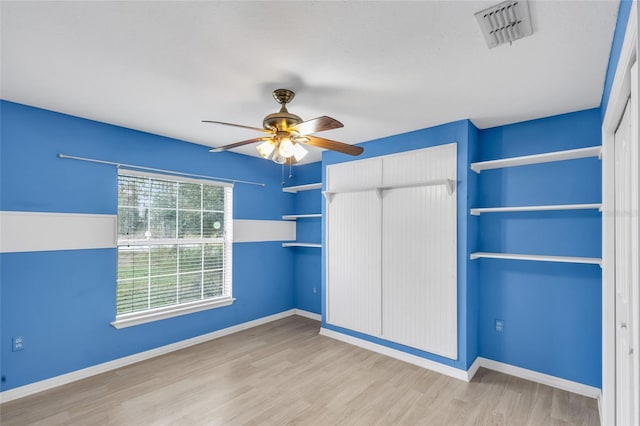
[111,169,234,329]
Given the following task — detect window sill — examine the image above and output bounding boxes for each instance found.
[111,297,235,329]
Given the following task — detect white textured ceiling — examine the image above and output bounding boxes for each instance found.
[1,1,619,164]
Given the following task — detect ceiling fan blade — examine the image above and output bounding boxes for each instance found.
[301,135,363,156]
[290,116,343,135]
[209,136,273,152]
[202,120,268,133]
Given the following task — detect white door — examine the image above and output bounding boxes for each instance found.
[614,61,638,425]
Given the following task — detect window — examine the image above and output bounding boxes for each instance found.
[112,170,233,329]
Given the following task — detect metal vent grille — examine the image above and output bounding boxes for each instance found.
[475,0,533,49]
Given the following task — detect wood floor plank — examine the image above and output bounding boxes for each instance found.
[0,316,599,426]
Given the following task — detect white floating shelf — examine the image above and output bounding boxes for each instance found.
[470,146,602,173]
[282,183,322,193]
[470,203,602,216]
[470,252,602,266]
[282,242,322,248]
[282,214,322,220]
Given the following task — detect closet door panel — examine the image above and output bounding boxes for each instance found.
[326,191,382,336]
[326,158,382,193]
[382,142,456,187]
[382,184,457,358]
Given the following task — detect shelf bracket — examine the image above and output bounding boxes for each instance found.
[322,191,335,203]
[446,179,456,195]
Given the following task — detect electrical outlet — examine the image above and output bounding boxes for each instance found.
[12,336,24,351]
[495,320,504,333]
[313,287,317,294]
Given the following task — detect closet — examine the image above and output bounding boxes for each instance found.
[325,143,458,359]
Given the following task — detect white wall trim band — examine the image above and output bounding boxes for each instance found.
[319,327,471,382]
[233,219,295,243]
[0,211,117,253]
[0,309,300,403]
[0,213,299,253]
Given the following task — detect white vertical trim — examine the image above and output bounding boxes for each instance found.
[631,60,640,426]
[0,211,117,253]
[224,186,233,298]
[601,3,638,424]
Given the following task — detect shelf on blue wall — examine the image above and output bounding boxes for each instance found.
[282,214,322,220]
[470,203,602,216]
[282,242,322,248]
[470,146,602,173]
[470,252,602,266]
[282,183,322,193]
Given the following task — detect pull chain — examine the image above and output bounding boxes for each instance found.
[281,163,285,186]
[280,159,294,186]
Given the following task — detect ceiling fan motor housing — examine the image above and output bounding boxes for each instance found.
[263,111,302,132]
[263,89,302,131]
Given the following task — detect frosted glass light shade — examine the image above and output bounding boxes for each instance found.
[292,143,308,161]
[278,138,295,158]
[256,140,275,159]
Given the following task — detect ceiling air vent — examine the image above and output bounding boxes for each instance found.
[475,0,533,49]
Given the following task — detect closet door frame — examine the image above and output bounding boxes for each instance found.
[601,4,638,424]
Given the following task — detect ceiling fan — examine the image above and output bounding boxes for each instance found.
[203,89,364,164]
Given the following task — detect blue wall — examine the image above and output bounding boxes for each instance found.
[287,162,323,314]
[317,109,602,387]
[0,100,296,391]
[476,109,602,387]
[321,120,480,371]
[4,0,627,388]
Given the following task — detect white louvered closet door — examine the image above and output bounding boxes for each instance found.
[381,144,457,358]
[326,159,383,337]
[326,144,457,357]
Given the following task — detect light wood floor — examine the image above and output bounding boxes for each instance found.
[1,316,599,425]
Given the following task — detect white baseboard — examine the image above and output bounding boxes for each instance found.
[0,309,298,403]
[475,357,601,399]
[319,328,601,400]
[293,309,321,321]
[466,356,482,381]
[319,327,472,382]
[1,314,601,404]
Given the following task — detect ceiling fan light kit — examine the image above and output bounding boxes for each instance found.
[256,133,309,164]
[203,88,363,164]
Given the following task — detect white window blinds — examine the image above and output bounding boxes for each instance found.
[115,170,233,321]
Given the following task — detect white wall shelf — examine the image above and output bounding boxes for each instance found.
[282,183,322,193]
[470,146,602,173]
[282,242,322,248]
[282,214,322,220]
[470,252,602,266]
[470,203,602,216]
